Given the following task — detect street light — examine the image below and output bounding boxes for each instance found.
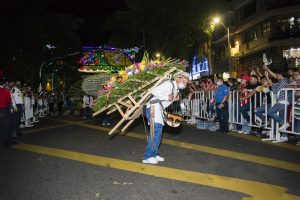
[213,17,231,75]
[213,17,220,24]
[155,53,161,59]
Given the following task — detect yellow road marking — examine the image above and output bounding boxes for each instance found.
[22,118,91,134]
[23,124,71,134]
[227,132,300,152]
[47,118,300,173]
[13,143,300,200]
[184,122,300,152]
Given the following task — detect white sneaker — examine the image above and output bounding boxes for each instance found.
[279,123,290,131]
[280,136,288,141]
[106,122,111,126]
[142,157,158,165]
[102,123,106,126]
[243,132,250,135]
[155,155,165,162]
[238,130,244,134]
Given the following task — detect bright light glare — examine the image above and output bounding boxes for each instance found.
[155,53,161,58]
[213,17,220,24]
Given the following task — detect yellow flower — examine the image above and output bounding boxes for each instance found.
[122,74,128,81]
[118,70,128,81]
[140,64,145,71]
[119,70,126,75]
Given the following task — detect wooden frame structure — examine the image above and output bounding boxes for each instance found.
[92,67,178,135]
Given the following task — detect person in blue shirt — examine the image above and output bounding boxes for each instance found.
[214,78,230,133]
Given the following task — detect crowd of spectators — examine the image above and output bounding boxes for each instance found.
[0,78,66,148]
[187,66,300,145]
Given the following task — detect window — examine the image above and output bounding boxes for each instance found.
[262,22,271,37]
[243,28,258,43]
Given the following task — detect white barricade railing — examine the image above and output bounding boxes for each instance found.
[272,88,300,143]
[166,91,214,119]
[228,90,276,141]
[168,88,300,143]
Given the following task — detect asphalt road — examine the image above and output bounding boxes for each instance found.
[0,115,300,200]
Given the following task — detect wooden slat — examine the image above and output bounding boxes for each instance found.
[95,67,178,135]
[128,95,137,106]
[107,107,117,115]
[115,104,125,118]
[118,101,133,108]
[92,104,111,117]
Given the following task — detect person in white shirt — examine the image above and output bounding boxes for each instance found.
[43,95,48,115]
[11,81,24,136]
[143,71,189,165]
[83,94,93,119]
[24,92,33,127]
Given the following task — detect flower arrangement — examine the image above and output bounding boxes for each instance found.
[92,58,188,111]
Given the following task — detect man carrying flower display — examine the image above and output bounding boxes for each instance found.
[143,71,189,165]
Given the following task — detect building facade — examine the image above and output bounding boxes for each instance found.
[212,0,300,77]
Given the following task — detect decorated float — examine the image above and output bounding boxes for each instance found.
[78,46,188,135]
[79,46,139,97]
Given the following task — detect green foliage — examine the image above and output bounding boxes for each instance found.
[0,1,82,84]
[93,64,185,111]
[105,0,227,59]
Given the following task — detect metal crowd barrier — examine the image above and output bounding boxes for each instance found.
[166,88,300,143]
[273,88,300,143]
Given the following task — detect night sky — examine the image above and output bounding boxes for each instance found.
[52,0,126,46]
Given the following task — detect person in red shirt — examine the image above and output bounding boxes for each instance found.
[0,78,16,147]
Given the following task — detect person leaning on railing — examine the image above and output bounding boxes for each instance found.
[263,65,291,141]
[206,76,217,119]
[292,91,300,145]
[227,78,238,92]
[288,69,300,145]
[240,76,272,127]
[238,75,261,134]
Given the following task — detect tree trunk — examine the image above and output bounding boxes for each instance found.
[207,36,213,75]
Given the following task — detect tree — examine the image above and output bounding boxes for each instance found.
[0,0,82,86]
[105,0,226,62]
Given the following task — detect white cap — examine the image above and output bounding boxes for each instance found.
[174,71,190,79]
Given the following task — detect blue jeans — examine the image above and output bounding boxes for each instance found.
[255,104,271,121]
[83,107,92,118]
[100,113,110,124]
[267,103,285,125]
[240,103,250,123]
[294,118,300,141]
[144,108,163,159]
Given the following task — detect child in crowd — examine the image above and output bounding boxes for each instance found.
[238,75,251,134]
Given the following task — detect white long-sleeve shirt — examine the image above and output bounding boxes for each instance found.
[12,87,24,105]
[83,95,93,108]
[146,81,178,125]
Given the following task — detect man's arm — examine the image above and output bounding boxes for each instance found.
[217,95,228,108]
[221,95,228,104]
[263,65,277,78]
[255,67,263,77]
[241,88,257,101]
[286,84,300,88]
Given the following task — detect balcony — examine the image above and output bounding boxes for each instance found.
[267,0,300,10]
[268,27,300,42]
